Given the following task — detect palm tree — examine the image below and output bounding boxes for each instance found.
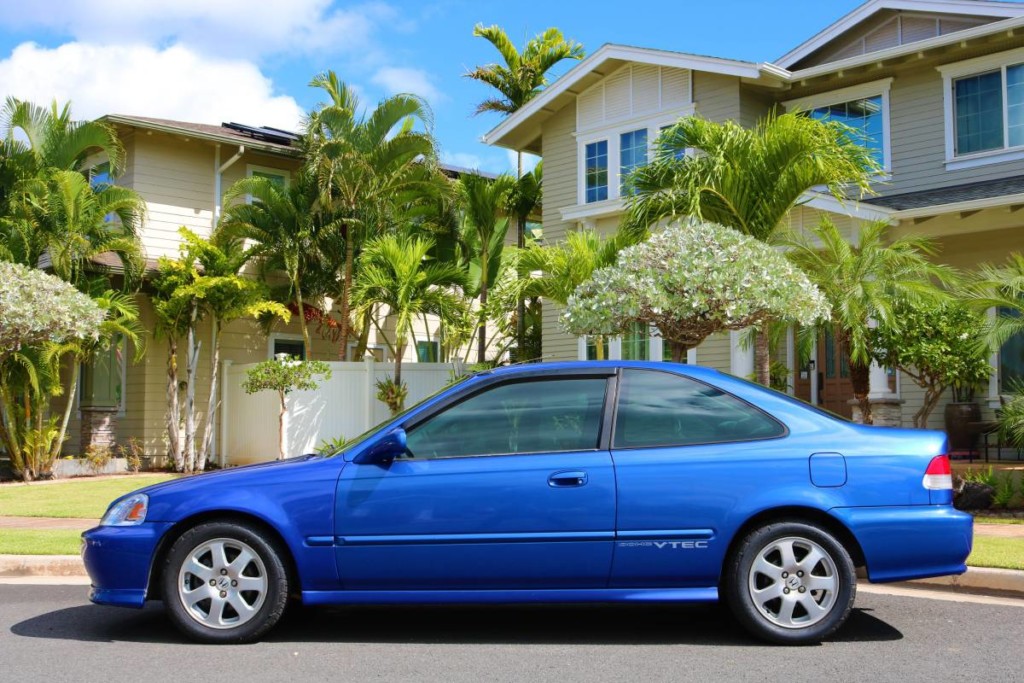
[458,172,515,363]
[970,253,1024,349]
[625,111,880,384]
[519,229,634,361]
[15,169,145,286]
[506,162,543,356]
[466,26,583,177]
[467,26,582,355]
[304,71,440,359]
[221,171,330,353]
[784,218,955,424]
[352,233,467,410]
[1,97,124,176]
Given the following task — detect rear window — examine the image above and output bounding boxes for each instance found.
[613,369,786,449]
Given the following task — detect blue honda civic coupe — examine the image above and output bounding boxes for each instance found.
[83,362,972,645]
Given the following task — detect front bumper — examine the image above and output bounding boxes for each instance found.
[82,522,174,608]
[832,505,973,583]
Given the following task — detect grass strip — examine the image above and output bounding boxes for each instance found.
[0,474,178,518]
[0,529,82,555]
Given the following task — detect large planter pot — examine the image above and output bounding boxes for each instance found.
[944,401,981,452]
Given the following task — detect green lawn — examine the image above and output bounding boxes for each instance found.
[0,474,178,519]
[974,516,1024,525]
[0,529,83,555]
[968,536,1024,571]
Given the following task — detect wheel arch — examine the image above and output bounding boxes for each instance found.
[722,506,867,578]
[147,510,301,601]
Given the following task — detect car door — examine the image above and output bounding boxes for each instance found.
[608,368,788,588]
[335,372,616,590]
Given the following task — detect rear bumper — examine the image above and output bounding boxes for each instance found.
[832,505,973,583]
[82,522,173,608]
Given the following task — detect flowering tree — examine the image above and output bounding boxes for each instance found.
[0,261,106,479]
[242,358,331,460]
[563,221,828,363]
[871,300,992,428]
[0,260,104,359]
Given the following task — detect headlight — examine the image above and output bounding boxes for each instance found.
[100,493,149,526]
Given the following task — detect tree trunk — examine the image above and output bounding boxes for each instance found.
[754,329,771,386]
[197,317,220,470]
[354,309,373,360]
[277,389,287,460]
[294,276,312,357]
[668,340,686,363]
[166,335,182,472]
[477,284,488,364]
[914,385,944,430]
[51,358,80,460]
[338,228,355,360]
[594,335,605,360]
[849,360,872,425]
[183,304,199,472]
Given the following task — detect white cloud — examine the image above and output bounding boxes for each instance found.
[4,1,398,61]
[0,42,304,130]
[371,66,445,104]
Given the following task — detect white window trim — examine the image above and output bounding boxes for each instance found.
[783,77,893,175]
[268,332,306,360]
[575,107,696,207]
[938,46,1024,169]
[245,164,292,203]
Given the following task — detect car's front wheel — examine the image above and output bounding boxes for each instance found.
[162,521,289,644]
[724,521,855,645]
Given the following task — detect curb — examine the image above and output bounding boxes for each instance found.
[0,555,86,577]
[896,567,1024,596]
[1,554,1022,598]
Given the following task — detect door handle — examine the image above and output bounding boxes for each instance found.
[548,471,588,487]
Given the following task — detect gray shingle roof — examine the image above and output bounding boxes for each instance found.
[863,175,1024,211]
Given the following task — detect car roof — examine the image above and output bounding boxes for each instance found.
[477,361,724,381]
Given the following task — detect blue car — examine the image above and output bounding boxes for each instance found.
[83,362,972,644]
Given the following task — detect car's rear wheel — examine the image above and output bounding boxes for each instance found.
[163,521,289,644]
[724,521,855,645]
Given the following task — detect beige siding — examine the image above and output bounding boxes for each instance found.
[693,72,741,123]
[539,101,580,362]
[695,333,731,374]
[739,87,775,129]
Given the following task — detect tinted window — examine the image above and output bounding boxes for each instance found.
[613,370,784,449]
[405,378,607,459]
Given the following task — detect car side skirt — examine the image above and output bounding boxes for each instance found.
[301,587,719,606]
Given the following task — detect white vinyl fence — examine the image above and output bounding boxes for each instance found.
[221,357,461,464]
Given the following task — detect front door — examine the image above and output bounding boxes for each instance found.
[794,329,854,418]
[335,374,616,590]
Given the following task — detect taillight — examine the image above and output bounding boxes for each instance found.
[922,455,953,490]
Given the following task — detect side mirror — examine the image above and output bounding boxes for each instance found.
[354,428,407,465]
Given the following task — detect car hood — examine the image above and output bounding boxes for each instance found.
[126,454,324,499]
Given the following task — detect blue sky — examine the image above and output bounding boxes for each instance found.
[0,0,869,174]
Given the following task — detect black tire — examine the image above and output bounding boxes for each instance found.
[724,521,855,645]
[162,521,289,644]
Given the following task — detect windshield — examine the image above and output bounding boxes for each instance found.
[321,371,477,457]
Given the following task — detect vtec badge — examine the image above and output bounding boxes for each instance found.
[617,540,709,549]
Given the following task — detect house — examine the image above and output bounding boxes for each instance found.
[483,0,1024,428]
[68,115,495,464]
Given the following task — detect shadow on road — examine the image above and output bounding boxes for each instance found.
[11,602,903,646]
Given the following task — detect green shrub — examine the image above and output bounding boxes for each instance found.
[316,434,348,456]
[993,471,1016,509]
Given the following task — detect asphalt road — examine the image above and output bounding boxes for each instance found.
[1,584,1021,682]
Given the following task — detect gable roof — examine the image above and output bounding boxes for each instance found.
[776,0,1024,68]
[101,114,303,156]
[482,43,788,152]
